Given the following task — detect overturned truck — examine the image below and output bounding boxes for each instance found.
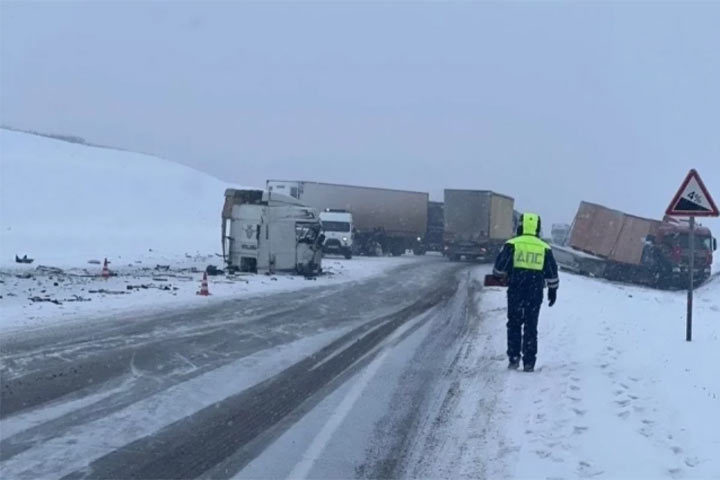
[555,201,716,288]
[221,189,324,275]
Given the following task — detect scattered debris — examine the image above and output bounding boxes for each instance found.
[29,296,62,305]
[88,289,129,295]
[126,283,177,291]
[155,264,170,271]
[15,254,34,264]
[63,295,91,303]
[88,259,102,265]
[206,265,224,276]
[152,277,169,282]
[15,273,33,279]
[37,265,64,275]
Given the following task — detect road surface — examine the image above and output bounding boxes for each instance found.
[1,257,494,479]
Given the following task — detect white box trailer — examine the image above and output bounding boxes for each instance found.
[267,180,428,256]
[221,189,324,275]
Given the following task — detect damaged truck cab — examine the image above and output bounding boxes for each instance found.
[222,189,324,275]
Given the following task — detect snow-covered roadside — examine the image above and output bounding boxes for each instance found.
[451,270,720,479]
[0,256,416,334]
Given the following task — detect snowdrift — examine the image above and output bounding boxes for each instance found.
[0,129,238,267]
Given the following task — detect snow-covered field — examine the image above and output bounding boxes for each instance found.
[0,129,242,268]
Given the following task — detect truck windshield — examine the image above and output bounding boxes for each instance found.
[322,221,351,232]
[673,234,712,250]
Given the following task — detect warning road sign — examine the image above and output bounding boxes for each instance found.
[666,169,719,217]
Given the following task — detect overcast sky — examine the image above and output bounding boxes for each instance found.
[2,1,719,230]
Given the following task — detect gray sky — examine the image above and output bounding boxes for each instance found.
[2,1,719,230]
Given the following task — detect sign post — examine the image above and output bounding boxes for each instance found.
[665,169,719,342]
[687,216,694,342]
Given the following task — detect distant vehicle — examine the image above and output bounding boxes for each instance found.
[414,201,444,255]
[557,201,716,288]
[267,180,428,256]
[320,210,353,259]
[221,189,324,275]
[443,189,515,262]
[551,223,571,246]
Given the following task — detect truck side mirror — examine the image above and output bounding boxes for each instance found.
[713,238,717,251]
[318,234,326,246]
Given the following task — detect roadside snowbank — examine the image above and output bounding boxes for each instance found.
[468,270,720,479]
[0,128,241,267]
[0,256,415,334]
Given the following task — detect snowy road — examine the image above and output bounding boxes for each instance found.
[1,257,472,479]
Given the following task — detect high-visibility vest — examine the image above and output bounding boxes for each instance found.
[507,235,549,271]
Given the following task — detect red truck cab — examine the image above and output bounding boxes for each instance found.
[648,221,716,287]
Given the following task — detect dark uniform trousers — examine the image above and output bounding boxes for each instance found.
[506,293,542,365]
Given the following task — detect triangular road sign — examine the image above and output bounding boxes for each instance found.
[666,169,719,217]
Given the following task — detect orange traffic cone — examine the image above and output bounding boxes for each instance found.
[102,258,110,279]
[197,272,210,296]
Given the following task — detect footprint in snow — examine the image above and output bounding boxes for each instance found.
[668,467,684,479]
[573,426,589,435]
[671,446,683,455]
[615,399,631,407]
[684,457,700,468]
[570,385,580,391]
[617,410,631,419]
[572,408,587,416]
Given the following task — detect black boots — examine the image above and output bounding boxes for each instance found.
[508,357,535,372]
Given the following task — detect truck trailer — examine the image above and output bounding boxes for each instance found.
[562,201,716,288]
[267,180,428,256]
[443,189,515,262]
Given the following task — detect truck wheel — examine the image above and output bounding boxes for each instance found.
[344,249,352,260]
[413,248,426,256]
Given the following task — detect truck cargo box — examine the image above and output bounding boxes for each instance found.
[569,202,625,258]
[444,190,514,241]
[609,215,661,265]
[267,180,428,239]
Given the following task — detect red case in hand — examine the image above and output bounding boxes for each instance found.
[484,274,508,287]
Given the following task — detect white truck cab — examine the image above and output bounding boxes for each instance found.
[320,210,353,259]
[222,189,324,275]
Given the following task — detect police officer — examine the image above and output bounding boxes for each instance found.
[493,213,559,372]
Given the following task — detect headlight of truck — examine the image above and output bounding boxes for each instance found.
[417,236,422,242]
[343,236,348,242]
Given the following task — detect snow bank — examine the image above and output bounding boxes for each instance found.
[471,271,720,479]
[0,129,242,267]
[0,256,415,334]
